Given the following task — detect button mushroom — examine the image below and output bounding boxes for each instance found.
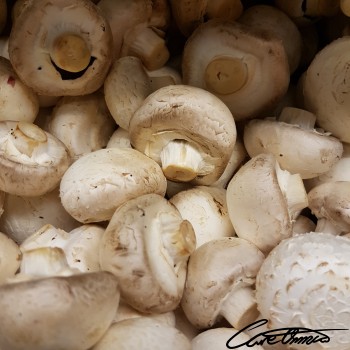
[8,0,113,96]
[182,20,290,121]
[243,107,343,179]
[129,84,237,185]
[256,232,350,350]
[0,121,70,196]
[99,193,196,314]
[59,147,167,223]
[226,153,308,254]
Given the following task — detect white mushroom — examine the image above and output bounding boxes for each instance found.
[243,107,343,179]
[0,57,39,122]
[146,65,182,92]
[0,187,79,244]
[48,91,116,160]
[256,232,350,350]
[0,121,70,196]
[181,237,265,329]
[0,232,21,284]
[129,84,237,185]
[226,153,308,254]
[170,186,235,248]
[99,193,196,313]
[106,128,132,149]
[59,148,167,223]
[8,0,113,96]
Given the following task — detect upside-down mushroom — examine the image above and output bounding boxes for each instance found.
[9,0,113,96]
[182,20,290,121]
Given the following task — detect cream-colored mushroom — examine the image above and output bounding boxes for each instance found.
[0,270,120,350]
[239,5,302,73]
[243,107,343,179]
[174,306,200,341]
[0,121,70,196]
[0,57,39,122]
[256,232,350,350]
[59,148,167,223]
[170,0,243,37]
[106,128,132,149]
[48,91,116,160]
[146,65,182,93]
[303,36,350,143]
[170,186,235,248]
[308,181,350,235]
[129,85,237,185]
[100,193,196,314]
[226,153,308,254]
[0,232,21,284]
[182,20,290,121]
[104,56,151,130]
[92,317,191,350]
[182,237,265,330]
[0,187,78,244]
[9,0,113,96]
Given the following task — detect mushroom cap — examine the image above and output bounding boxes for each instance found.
[92,317,191,350]
[0,57,39,122]
[256,232,350,350]
[59,147,167,223]
[182,20,290,121]
[0,121,70,196]
[8,0,113,96]
[303,36,350,143]
[129,84,237,185]
[0,271,120,350]
[181,237,264,329]
[308,181,350,234]
[106,127,132,149]
[243,118,343,179]
[100,193,196,313]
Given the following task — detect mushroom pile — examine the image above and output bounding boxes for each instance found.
[1,0,350,349]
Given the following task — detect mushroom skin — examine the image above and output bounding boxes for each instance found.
[0,271,120,350]
[303,36,350,143]
[59,148,167,223]
[100,193,196,314]
[0,121,71,196]
[8,0,113,96]
[129,84,237,185]
[181,237,265,330]
[0,57,39,122]
[182,20,290,121]
[226,153,308,254]
[256,232,350,350]
[0,232,21,284]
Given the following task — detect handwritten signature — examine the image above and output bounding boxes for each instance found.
[226,319,348,349]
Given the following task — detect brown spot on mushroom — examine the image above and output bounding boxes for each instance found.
[7,76,15,87]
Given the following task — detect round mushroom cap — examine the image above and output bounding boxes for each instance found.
[0,121,70,196]
[303,36,350,143]
[129,84,237,185]
[243,117,343,179]
[0,271,120,350]
[92,317,191,350]
[8,0,113,96]
[100,193,196,313]
[308,181,350,234]
[182,20,290,121]
[256,232,350,350]
[59,148,167,223]
[181,237,264,329]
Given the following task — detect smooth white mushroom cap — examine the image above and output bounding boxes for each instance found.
[0,57,39,122]
[0,271,120,350]
[92,317,191,350]
[256,232,350,350]
[60,148,167,223]
[100,193,196,313]
[106,127,132,149]
[0,232,21,284]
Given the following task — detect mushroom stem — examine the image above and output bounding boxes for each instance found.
[278,107,316,130]
[205,56,248,95]
[220,286,259,329]
[160,140,207,182]
[315,218,342,235]
[50,33,91,73]
[275,163,308,220]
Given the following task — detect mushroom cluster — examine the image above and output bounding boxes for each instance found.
[1,0,350,348]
